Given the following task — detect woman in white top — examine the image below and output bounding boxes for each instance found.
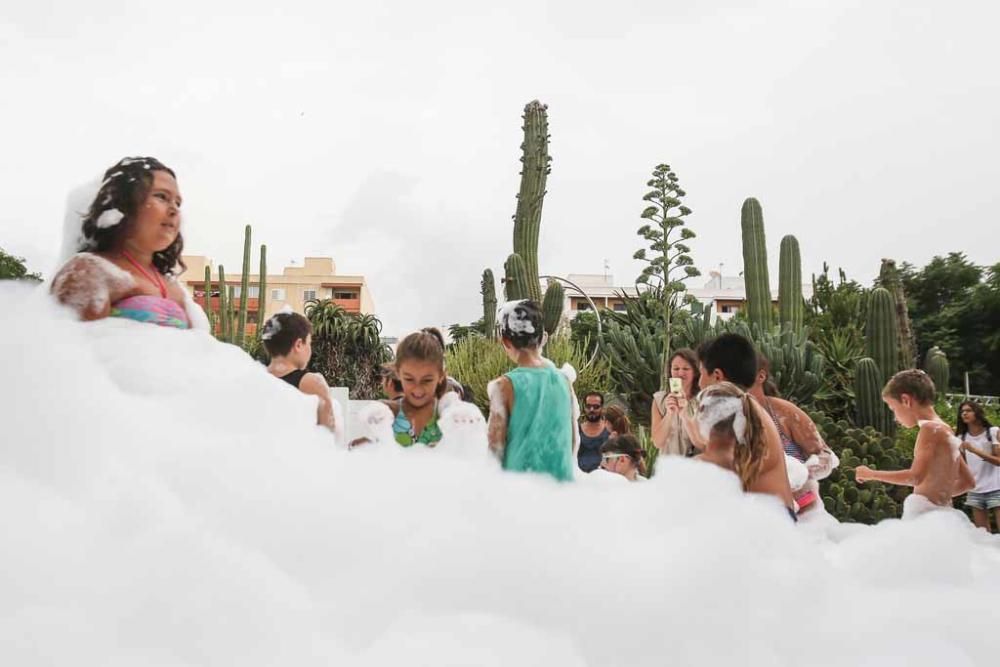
[957,400,1000,532]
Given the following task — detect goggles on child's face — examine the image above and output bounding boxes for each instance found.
[601,453,630,462]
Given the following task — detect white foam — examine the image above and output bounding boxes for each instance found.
[94,208,124,229]
[2,283,999,666]
[497,299,536,336]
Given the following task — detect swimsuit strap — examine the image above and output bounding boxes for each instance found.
[763,397,793,446]
[121,250,168,298]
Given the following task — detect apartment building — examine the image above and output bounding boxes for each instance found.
[180,255,375,336]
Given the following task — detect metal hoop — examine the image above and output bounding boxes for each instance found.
[540,275,602,371]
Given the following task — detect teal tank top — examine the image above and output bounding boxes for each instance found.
[503,366,575,482]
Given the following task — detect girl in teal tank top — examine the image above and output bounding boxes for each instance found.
[487,300,576,482]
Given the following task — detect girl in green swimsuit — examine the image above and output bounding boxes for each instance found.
[486,300,577,482]
[384,328,449,447]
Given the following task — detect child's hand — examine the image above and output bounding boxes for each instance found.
[854,465,874,483]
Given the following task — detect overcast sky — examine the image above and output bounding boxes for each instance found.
[2,1,998,336]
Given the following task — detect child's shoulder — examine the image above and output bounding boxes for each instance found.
[916,419,962,452]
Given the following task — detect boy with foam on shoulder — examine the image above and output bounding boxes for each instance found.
[855,369,975,520]
[262,310,339,435]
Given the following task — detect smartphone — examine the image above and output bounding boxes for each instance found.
[669,377,683,395]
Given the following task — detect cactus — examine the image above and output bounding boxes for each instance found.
[755,323,825,405]
[778,235,803,333]
[542,280,565,335]
[878,258,916,368]
[924,346,949,395]
[217,265,229,342]
[236,225,251,348]
[203,264,212,330]
[855,357,895,435]
[481,269,497,339]
[812,409,910,523]
[504,253,531,301]
[257,244,267,339]
[227,286,236,343]
[510,100,550,304]
[865,287,899,384]
[740,197,772,331]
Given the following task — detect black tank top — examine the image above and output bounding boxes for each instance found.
[279,369,307,389]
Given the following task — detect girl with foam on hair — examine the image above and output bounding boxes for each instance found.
[486,300,577,482]
[694,382,795,520]
[50,157,207,330]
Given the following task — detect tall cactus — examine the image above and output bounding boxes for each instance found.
[740,197,772,331]
[510,100,550,304]
[258,244,267,339]
[865,287,899,384]
[218,265,229,342]
[924,346,949,395]
[855,357,895,434]
[481,269,497,339]
[878,258,916,368]
[203,265,213,333]
[236,225,251,348]
[778,234,803,333]
[542,280,565,335]
[227,286,236,343]
[504,253,531,301]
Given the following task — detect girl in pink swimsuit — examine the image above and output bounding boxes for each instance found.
[51,157,196,329]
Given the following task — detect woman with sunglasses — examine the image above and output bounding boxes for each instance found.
[599,434,648,482]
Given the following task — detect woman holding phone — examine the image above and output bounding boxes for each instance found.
[650,348,700,457]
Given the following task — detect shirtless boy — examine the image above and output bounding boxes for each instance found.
[855,369,975,520]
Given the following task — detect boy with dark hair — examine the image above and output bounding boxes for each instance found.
[262,311,335,430]
[672,333,795,516]
[855,370,975,520]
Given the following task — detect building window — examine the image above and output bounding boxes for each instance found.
[232,286,241,298]
[333,290,358,300]
[613,303,626,312]
[271,288,286,301]
[576,302,592,311]
[248,286,259,298]
[303,289,317,302]
[721,304,739,314]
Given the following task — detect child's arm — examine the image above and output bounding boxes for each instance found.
[856,430,933,486]
[650,392,675,454]
[50,254,136,320]
[486,377,512,461]
[299,373,335,430]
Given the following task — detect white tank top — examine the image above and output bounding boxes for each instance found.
[962,427,1000,493]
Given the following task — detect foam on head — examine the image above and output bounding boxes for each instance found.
[496,300,543,348]
[696,389,747,444]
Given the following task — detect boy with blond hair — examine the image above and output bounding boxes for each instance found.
[855,369,975,520]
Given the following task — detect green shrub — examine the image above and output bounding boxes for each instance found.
[812,410,912,523]
[445,334,611,416]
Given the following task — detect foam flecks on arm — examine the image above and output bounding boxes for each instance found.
[486,377,509,462]
[50,253,135,320]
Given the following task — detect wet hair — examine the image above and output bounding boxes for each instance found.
[882,369,935,405]
[80,157,184,276]
[380,363,403,394]
[601,434,647,477]
[460,383,476,404]
[756,353,779,397]
[603,404,631,435]
[698,334,758,389]
[667,348,700,398]
[956,400,993,438]
[261,312,311,357]
[497,299,544,349]
[583,391,605,407]
[697,382,767,491]
[395,327,447,396]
